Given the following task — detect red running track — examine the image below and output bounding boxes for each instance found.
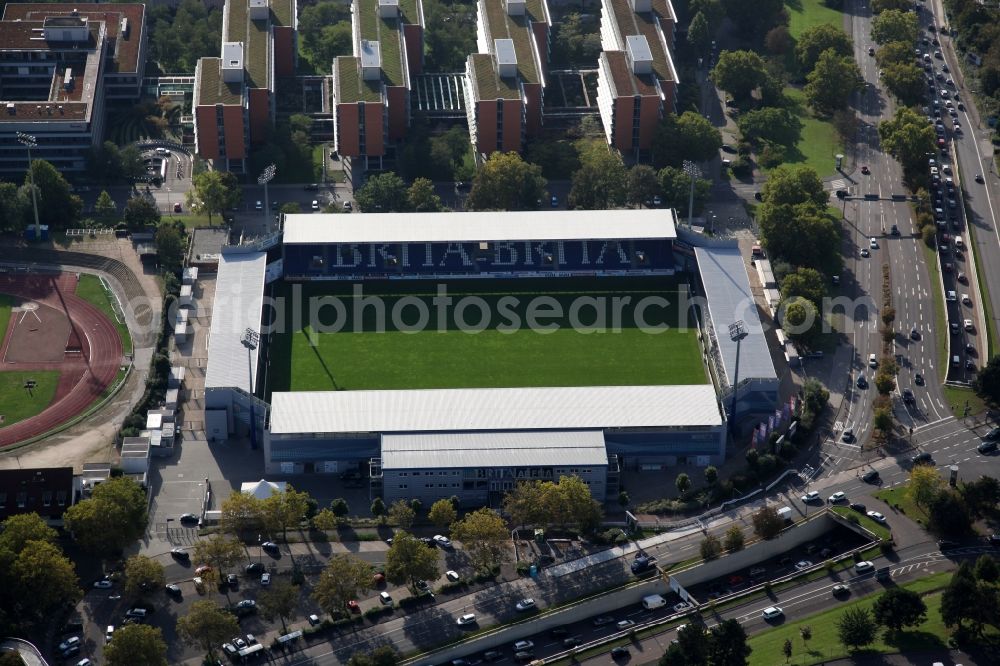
[0,273,123,447]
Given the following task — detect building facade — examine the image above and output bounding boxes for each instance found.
[0,4,147,177]
[0,467,75,523]
[596,0,678,157]
[462,0,550,157]
[192,0,297,172]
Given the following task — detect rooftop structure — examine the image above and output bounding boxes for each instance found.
[596,0,679,155]
[204,251,268,394]
[332,0,425,172]
[463,0,551,155]
[380,430,609,470]
[192,0,297,172]
[0,4,147,176]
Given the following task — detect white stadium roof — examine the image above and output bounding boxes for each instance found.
[381,430,609,470]
[694,247,777,385]
[268,384,722,435]
[282,209,678,245]
[204,251,267,392]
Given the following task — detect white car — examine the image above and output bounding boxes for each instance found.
[617,619,636,629]
[870,237,878,249]
[828,491,847,503]
[673,601,692,613]
[445,570,460,582]
[854,561,875,573]
[869,353,878,368]
[433,535,453,548]
[93,579,113,589]
[762,606,784,620]
[515,598,536,612]
[311,200,320,211]
[513,640,534,651]
[795,560,813,571]
[801,491,820,503]
[457,613,477,626]
[260,573,271,586]
[867,511,887,523]
[58,637,80,652]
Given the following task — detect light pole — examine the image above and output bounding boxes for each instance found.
[683,160,701,228]
[728,320,748,440]
[258,164,276,232]
[17,132,41,240]
[242,327,259,450]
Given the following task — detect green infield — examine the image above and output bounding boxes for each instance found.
[75,274,133,355]
[0,370,60,428]
[266,277,707,393]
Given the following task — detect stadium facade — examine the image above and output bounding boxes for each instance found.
[204,209,780,509]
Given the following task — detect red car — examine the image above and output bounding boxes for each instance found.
[348,600,361,613]
[372,572,385,586]
[195,565,212,575]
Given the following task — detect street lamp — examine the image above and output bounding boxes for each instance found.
[258,164,276,231]
[17,132,41,240]
[241,327,260,450]
[728,320,748,440]
[683,160,701,228]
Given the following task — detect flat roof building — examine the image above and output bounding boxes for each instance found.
[332,0,425,172]
[193,0,297,172]
[462,0,551,156]
[0,4,147,177]
[596,0,678,156]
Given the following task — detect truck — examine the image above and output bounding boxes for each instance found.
[777,506,793,524]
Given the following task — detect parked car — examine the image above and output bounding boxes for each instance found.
[515,598,536,612]
[457,613,477,626]
[801,491,820,503]
[260,573,271,586]
[867,511,887,523]
[433,535,453,549]
[170,548,189,560]
[850,502,866,513]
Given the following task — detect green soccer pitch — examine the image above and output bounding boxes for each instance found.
[265,277,708,393]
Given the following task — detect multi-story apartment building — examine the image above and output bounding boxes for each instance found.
[332,0,425,172]
[596,0,678,157]
[0,3,146,177]
[462,0,550,157]
[193,0,297,172]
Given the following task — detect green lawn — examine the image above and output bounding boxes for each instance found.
[830,506,891,541]
[786,0,846,40]
[75,274,133,355]
[780,88,844,179]
[267,277,707,393]
[0,294,11,342]
[748,571,954,666]
[921,243,950,374]
[942,384,989,418]
[874,486,928,528]
[0,370,60,428]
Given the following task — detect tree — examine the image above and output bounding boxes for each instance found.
[428,499,457,529]
[961,476,1000,518]
[385,531,440,592]
[838,607,878,650]
[155,223,185,271]
[873,587,927,634]
[552,11,603,64]
[908,465,943,508]
[704,466,719,486]
[872,0,914,12]
[782,638,792,663]
[408,177,444,212]
[312,508,339,532]
[388,500,416,529]
[187,170,240,224]
[805,49,864,113]
[974,554,999,584]
[973,355,1000,403]
[882,62,926,106]
[348,646,400,666]
[800,625,812,650]
[0,182,29,233]
[618,491,631,508]
[928,489,973,538]
[0,513,57,554]
[780,267,827,308]
[119,144,146,181]
[331,498,350,522]
[124,555,165,599]
[258,581,300,633]
[802,378,830,417]
[261,485,311,553]
[752,506,785,540]
[657,166,711,213]
[871,9,919,45]
[879,107,937,178]
[122,196,161,231]
[708,618,752,666]
[105,624,167,666]
[758,202,841,275]
[0,653,24,666]
[467,152,547,211]
[737,107,802,147]
[504,481,549,527]
[569,150,627,209]
[761,166,828,208]
[721,0,783,35]
[63,476,147,556]
[652,112,723,168]
[177,599,240,659]
[192,535,243,586]
[551,475,603,531]
[687,11,712,55]
[782,296,821,346]
[451,508,510,573]
[662,622,711,665]
[88,141,124,183]
[873,406,894,432]
[9,539,81,622]
[298,1,352,71]
[711,50,769,102]
[220,492,264,537]
[26,159,82,229]
[626,165,660,208]
[724,525,745,553]
[700,534,722,560]
[313,554,372,615]
[356,172,410,212]
[95,190,117,223]
[675,473,692,495]
[941,563,977,632]
[765,25,792,55]
[795,24,854,73]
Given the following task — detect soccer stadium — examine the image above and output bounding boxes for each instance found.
[203,209,778,508]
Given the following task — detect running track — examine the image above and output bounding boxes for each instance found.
[0,272,123,447]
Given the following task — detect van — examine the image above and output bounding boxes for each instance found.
[642,594,667,610]
[777,506,793,523]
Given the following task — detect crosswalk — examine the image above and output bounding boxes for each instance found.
[829,179,847,190]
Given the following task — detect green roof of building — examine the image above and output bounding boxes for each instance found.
[196,58,244,106]
[481,0,544,86]
[468,52,520,100]
[607,0,676,86]
[358,0,421,88]
[335,56,383,103]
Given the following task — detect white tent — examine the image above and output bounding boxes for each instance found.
[240,479,287,500]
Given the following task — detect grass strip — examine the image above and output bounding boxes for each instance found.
[75,273,133,355]
[921,243,949,374]
[942,383,988,418]
[829,506,891,541]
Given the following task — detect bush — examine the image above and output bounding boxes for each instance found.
[364,605,394,620]
[759,142,787,169]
